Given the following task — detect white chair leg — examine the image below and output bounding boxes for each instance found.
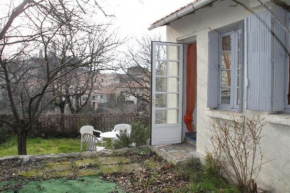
[111,138,115,148]
[80,138,83,151]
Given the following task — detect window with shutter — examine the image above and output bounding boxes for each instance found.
[207,23,243,112]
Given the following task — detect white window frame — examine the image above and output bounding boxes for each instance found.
[284,14,290,113]
[217,27,243,112]
[284,33,290,112]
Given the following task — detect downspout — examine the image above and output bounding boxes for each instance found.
[148,0,215,30]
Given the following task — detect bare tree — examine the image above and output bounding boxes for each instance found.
[118,35,161,112]
[52,26,121,115]
[0,0,119,155]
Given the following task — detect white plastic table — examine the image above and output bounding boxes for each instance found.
[100,131,119,147]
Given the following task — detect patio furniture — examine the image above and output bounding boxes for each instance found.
[80,125,106,151]
[82,133,105,151]
[112,124,132,135]
[100,131,119,147]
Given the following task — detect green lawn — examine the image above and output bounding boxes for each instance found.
[0,136,111,157]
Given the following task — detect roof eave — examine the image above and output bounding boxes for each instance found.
[148,0,215,30]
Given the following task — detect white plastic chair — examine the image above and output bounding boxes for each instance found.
[112,124,132,136]
[80,125,106,151]
[82,133,105,151]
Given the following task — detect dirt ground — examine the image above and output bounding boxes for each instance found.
[0,148,191,193]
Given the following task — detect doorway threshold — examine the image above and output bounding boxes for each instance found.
[184,132,196,148]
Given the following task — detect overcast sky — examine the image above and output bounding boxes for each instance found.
[101,0,193,40]
[0,0,193,71]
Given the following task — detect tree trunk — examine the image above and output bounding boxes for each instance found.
[60,105,65,131]
[17,131,27,155]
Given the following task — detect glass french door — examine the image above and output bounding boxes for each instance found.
[151,42,183,145]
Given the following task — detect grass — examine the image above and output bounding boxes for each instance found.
[175,157,239,193]
[0,136,112,157]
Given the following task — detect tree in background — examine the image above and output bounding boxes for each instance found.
[0,0,119,155]
[52,26,121,115]
[118,35,161,114]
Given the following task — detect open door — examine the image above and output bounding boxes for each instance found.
[151,41,183,145]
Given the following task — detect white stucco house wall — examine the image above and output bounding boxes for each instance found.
[149,0,290,192]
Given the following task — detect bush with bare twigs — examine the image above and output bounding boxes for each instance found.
[209,116,268,193]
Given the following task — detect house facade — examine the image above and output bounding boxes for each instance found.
[149,0,290,192]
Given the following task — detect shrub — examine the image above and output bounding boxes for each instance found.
[113,121,150,149]
[209,116,266,193]
[130,121,150,147]
[0,124,11,144]
[204,153,221,177]
[113,130,132,149]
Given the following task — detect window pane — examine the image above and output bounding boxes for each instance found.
[167,110,178,124]
[168,94,179,108]
[156,45,167,60]
[168,62,179,76]
[156,61,167,75]
[168,78,179,92]
[221,71,231,87]
[221,88,231,104]
[156,78,167,92]
[222,35,231,52]
[155,94,167,108]
[155,110,166,124]
[168,46,179,60]
[222,53,231,70]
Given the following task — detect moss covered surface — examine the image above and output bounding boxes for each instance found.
[18,169,44,178]
[98,156,129,165]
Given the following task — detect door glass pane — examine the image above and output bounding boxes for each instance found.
[237,70,240,87]
[168,94,179,108]
[221,71,231,87]
[168,46,179,60]
[155,94,167,108]
[155,110,166,124]
[221,88,231,104]
[156,77,167,92]
[167,110,178,124]
[168,78,179,92]
[236,88,240,105]
[168,62,179,76]
[221,53,231,69]
[288,58,290,105]
[156,61,167,75]
[222,35,231,51]
[156,45,167,60]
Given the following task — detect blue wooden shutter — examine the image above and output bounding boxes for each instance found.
[207,31,219,108]
[272,5,287,111]
[246,9,272,111]
[246,6,287,112]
